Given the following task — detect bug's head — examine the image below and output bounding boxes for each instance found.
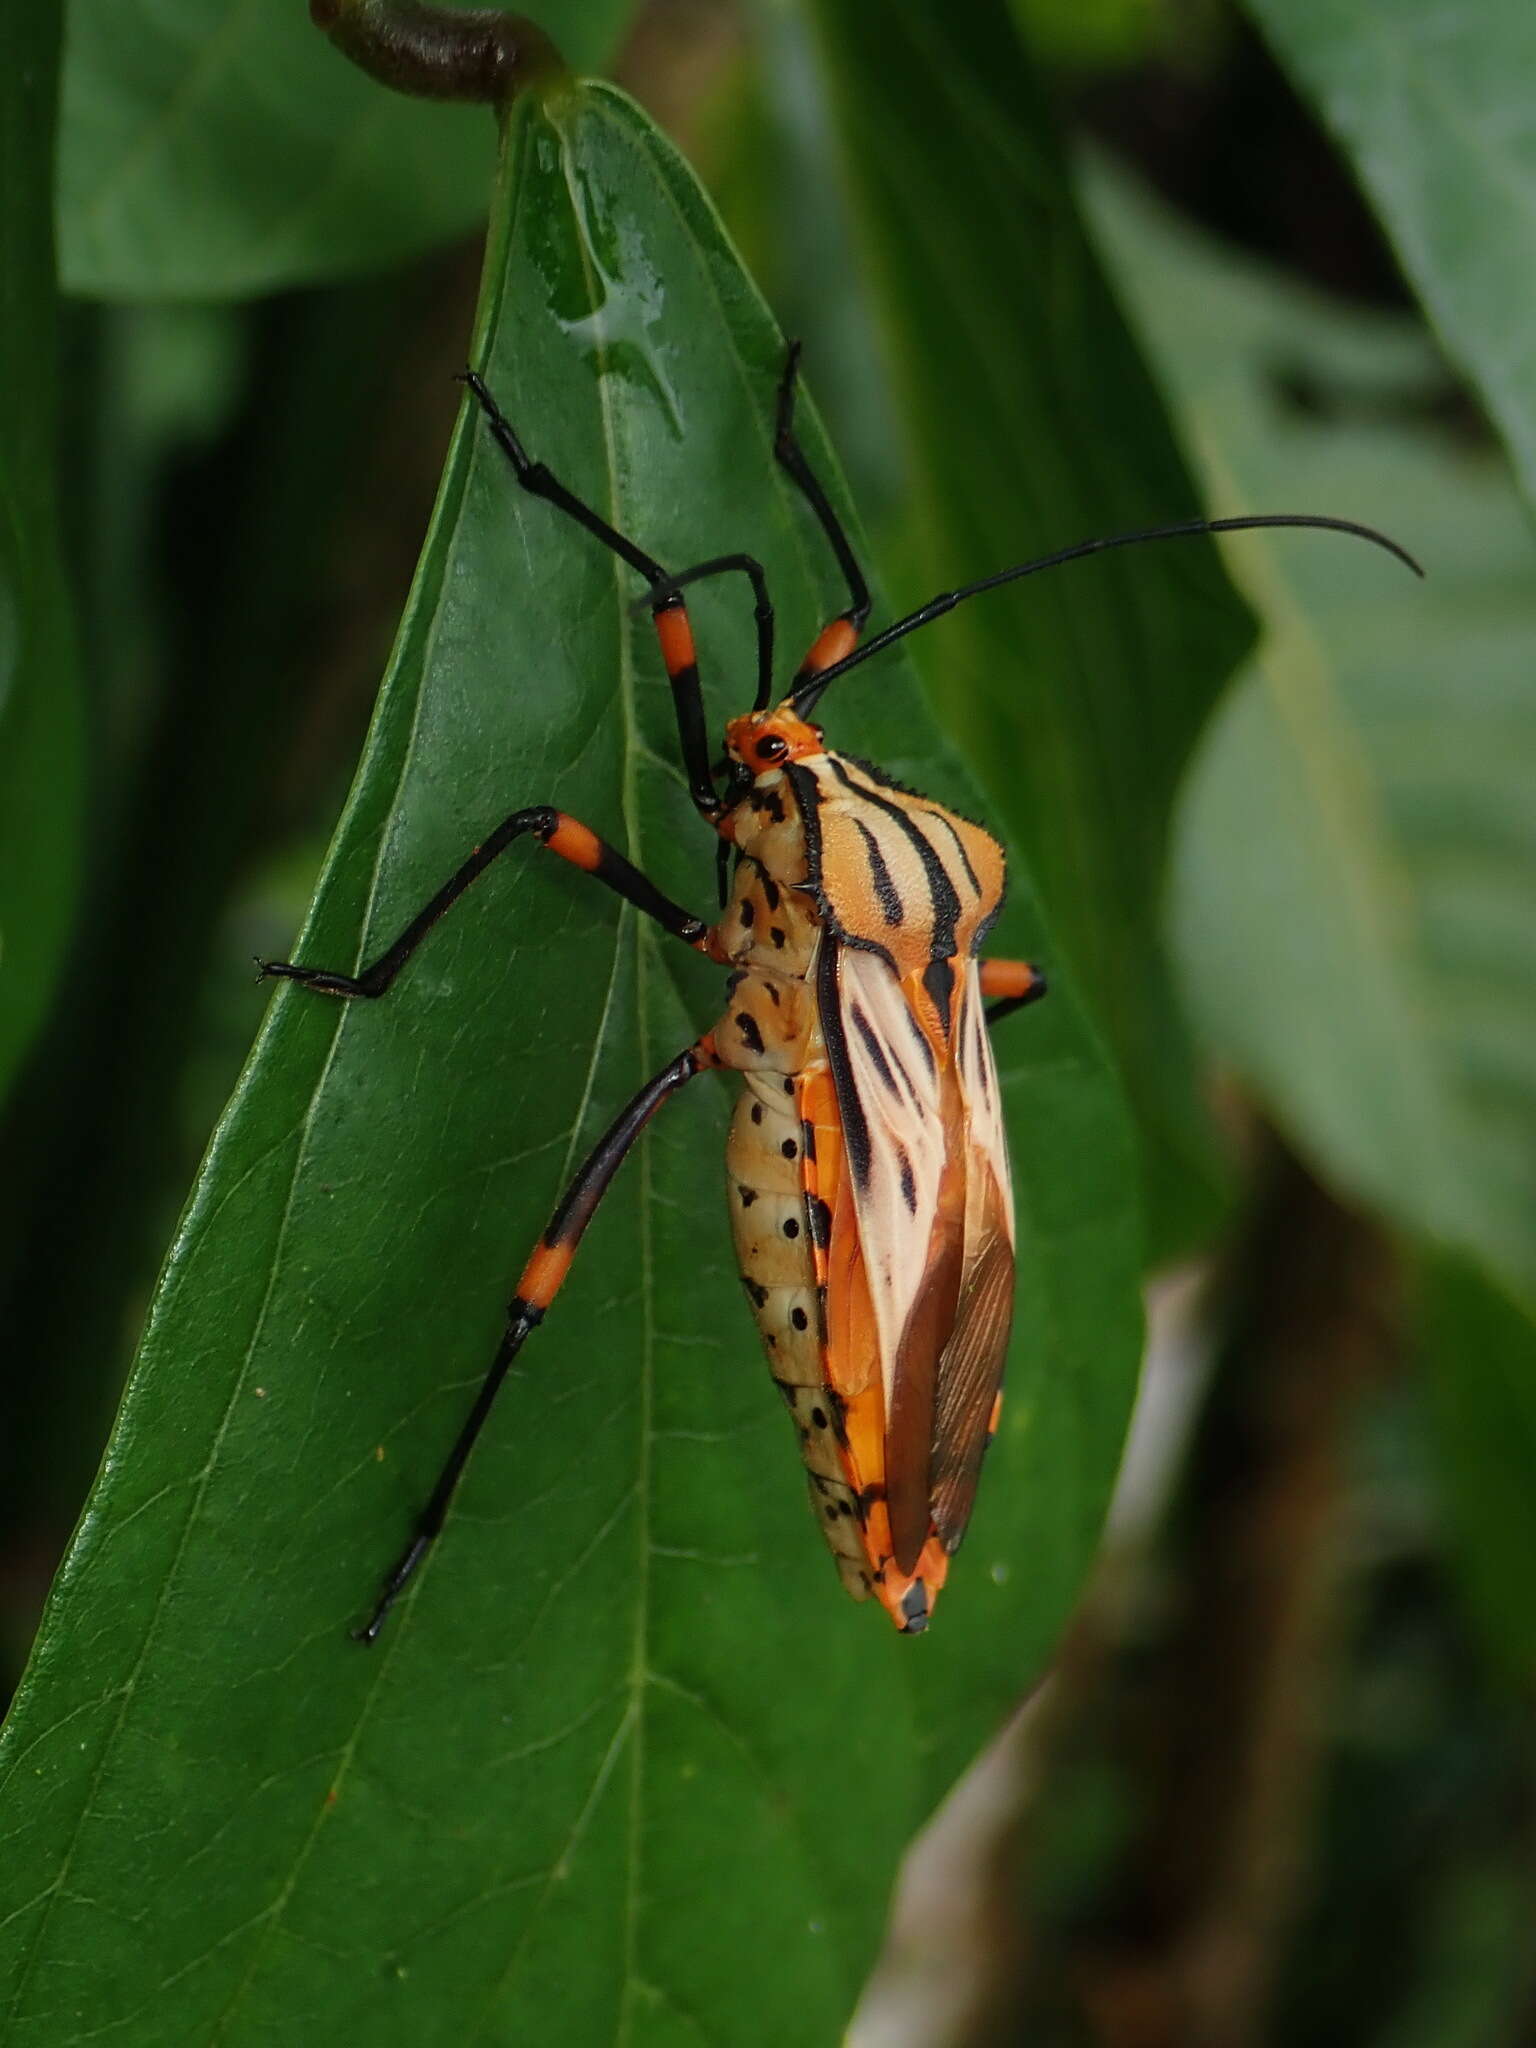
[723,707,824,778]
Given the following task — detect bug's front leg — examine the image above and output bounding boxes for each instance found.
[461,370,728,820]
[980,957,1048,1027]
[354,1033,719,1642]
[259,807,710,1000]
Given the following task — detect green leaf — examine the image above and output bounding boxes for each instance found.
[0,83,1140,2042]
[1419,1255,1536,1680]
[803,0,1256,1259]
[56,0,634,298]
[1245,0,1536,516]
[1087,169,1536,1305]
[0,2,83,1105]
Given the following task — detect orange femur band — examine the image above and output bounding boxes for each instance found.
[978,958,1041,1001]
[518,1240,575,1310]
[544,815,603,871]
[653,606,697,677]
[801,618,858,674]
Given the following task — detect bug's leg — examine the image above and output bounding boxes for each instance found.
[638,552,776,714]
[460,369,670,587]
[355,1034,719,1642]
[461,370,724,818]
[259,808,709,999]
[980,957,1049,1027]
[775,342,873,689]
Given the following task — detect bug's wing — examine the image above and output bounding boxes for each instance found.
[929,967,1015,1551]
[821,945,1015,1575]
[821,942,952,1394]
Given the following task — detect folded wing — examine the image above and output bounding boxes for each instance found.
[820,943,1015,1576]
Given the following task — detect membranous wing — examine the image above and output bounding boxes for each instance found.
[930,959,1015,1552]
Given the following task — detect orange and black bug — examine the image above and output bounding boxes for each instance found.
[261,345,1418,1638]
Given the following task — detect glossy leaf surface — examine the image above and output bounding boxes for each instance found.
[0,85,1141,2044]
[57,0,634,297]
[0,1,82,1103]
[806,0,1255,1257]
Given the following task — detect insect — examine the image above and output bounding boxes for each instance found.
[261,346,1417,1638]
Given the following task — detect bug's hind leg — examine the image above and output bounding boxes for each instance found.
[355,1034,719,1642]
[980,957,1049,1028]
[775,342,873,687]
[259,808,709,1000]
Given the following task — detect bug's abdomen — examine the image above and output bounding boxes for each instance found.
[725,1067,872,1602]
[712,827,872,1599]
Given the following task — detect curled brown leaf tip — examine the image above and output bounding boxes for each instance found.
[311,0,566,106]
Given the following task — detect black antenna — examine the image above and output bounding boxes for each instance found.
[789,514,1422,715]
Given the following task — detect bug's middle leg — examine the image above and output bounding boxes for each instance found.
[260,808,709,999]
[980,957,1049,1027]
[354,1033,719,1642]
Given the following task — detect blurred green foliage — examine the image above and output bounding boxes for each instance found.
[58,0,629,295]
[0,5,83,1104]
[0,1,1532,2043]
[1087,163,1536,1303]
[1250,0,1536,515]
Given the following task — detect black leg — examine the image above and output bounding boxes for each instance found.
[775,341,871,634]
[640,553,777,712]
[460,369,669,585]
[260,806,709,1000]
[460,370,725,818]
[354,1035,717,1641]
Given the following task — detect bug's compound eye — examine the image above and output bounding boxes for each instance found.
[754,734,789,766]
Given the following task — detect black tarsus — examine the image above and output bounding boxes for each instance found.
[258,806,706,999]
[459,369,667,585]
[458,369,723,816]
[790,512,1423,715]
[353,1040,710,1642]
[775,340,872,647]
